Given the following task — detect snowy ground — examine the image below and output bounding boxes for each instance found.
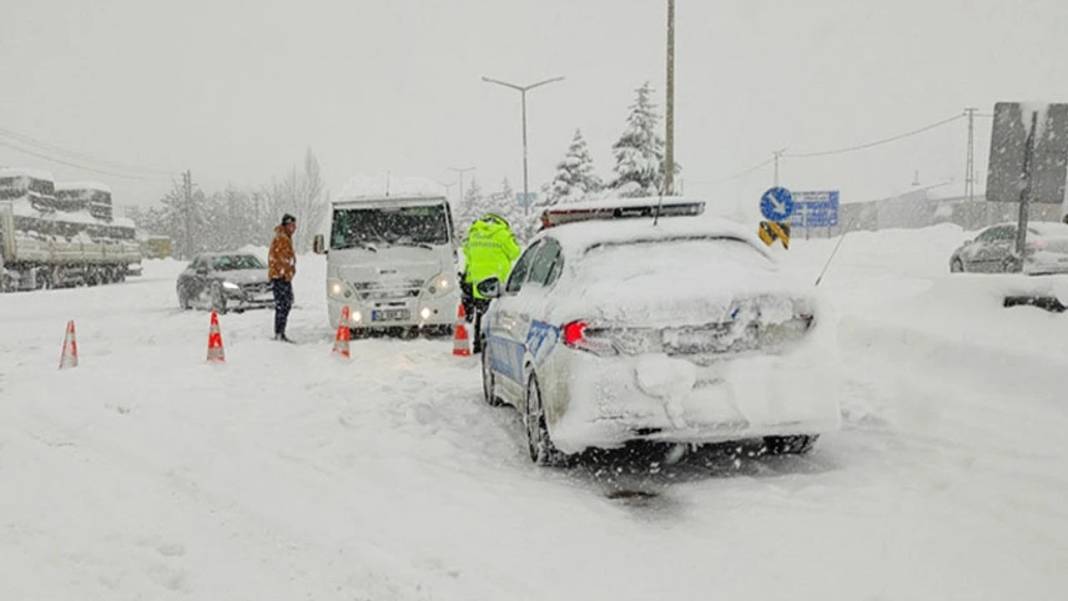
[2,225,1067,600]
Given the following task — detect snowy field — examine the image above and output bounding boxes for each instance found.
[2,224,1067,600]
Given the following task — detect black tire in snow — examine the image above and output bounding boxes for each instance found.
[763,435,819,455]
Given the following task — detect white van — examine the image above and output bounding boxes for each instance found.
[314,195,460,335]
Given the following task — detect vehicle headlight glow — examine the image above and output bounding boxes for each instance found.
[351,310,362,323]
[420,307,432,320]
[426,273,451,296]
[328,278,353,298]
[222,281,240,291]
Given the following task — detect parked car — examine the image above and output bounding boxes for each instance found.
[477,201,841,466]
[177,253,273,313]
[950,222,1068,275]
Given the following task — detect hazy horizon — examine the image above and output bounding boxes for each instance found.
[2,0,1067,219]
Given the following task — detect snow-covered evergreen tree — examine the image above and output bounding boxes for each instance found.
[610,82,665,197]
[549,129,602,205]
[456,177,485,239]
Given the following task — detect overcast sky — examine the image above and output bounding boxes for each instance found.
[2,0,1066,218]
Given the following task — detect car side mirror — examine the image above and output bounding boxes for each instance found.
[477,277,501,299]
[195,266,208,275]
[313,234,327,255]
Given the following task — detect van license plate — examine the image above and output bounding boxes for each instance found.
[372,309,410,322]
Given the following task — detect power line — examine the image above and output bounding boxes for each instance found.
[0,138,172,182]
[785,113,965,159]
[688,157,774,186]
[0,125,174,177]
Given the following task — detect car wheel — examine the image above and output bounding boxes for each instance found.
[525,374,569,467]
[481,340,503,406]
[210,282,228,314]
[950,258,964,273]
[763,434,819,455]
[1001,256,1021,273]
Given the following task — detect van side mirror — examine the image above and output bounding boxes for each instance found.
[313,234,327,255]
[477,277,501,299]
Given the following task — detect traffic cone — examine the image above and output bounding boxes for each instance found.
[333,306,352,359]
[58,320,78,369]
[452,303,472,357]
[206,310,225,363]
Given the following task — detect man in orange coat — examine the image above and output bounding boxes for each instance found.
[269,214,297,342]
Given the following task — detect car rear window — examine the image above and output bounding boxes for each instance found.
[577,237,772,280]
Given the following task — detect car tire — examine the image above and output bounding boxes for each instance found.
[950,258,964,273]
[210,283,228,314]
[481,340,503,406]
[763,434,819,455]
[525,374,569,467]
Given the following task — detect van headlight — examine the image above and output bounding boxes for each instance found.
[328,278,354,299]
[222,281,240,291]
[426,273,452,296]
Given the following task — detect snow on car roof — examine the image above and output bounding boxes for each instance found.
[337,174,447,201]
[538,214,770,259]
[546,195,707,213]
[55,181,112,193]
[0,167,55,181]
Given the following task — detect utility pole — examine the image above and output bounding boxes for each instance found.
[182,170,193,259]
[664,0,676,196]
[772,148,787,187]
[449,166,475,207]
[482,75,565,215]
[964,107,978,202]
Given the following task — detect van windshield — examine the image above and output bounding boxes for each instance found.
[331,205,449,249]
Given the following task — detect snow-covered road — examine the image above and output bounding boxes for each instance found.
[2,225,1067,600]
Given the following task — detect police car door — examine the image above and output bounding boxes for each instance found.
[486,241,541,404]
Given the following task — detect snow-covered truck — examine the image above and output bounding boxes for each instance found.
[313,193,460,336]
[0,168,142,292]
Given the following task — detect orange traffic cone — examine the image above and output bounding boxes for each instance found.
[58,320,78,369]
[452,303,472,357]
[333,306,352,359]
[207,310,225,363]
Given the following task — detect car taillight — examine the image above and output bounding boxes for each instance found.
[1026,239,1047,251]
[562,320,588,347]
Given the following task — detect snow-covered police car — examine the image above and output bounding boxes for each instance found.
[478,198,841,465]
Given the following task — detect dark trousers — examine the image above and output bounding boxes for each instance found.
[460,280,492,352]
[272,278,294,336]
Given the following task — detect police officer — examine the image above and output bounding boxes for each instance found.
[461,213,520,351]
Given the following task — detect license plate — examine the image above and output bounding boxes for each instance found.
[372,309,410,322]
[662,327,729,354]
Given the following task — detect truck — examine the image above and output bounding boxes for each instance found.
[0,168,142,292]
[313,193,460,336]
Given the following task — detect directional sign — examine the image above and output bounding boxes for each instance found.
[758,220,791,249]
[760,187,795,221]
[789,190,840,228]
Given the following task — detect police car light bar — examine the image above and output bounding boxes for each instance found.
[540,199,705,229]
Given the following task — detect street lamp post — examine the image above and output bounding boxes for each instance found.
[448,166,475,207]
[481,75,564,215]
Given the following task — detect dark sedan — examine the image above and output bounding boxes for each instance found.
[177,253,274,313]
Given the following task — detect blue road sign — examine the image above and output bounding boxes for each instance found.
[760,187,795,221]
[788,191,839,228]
